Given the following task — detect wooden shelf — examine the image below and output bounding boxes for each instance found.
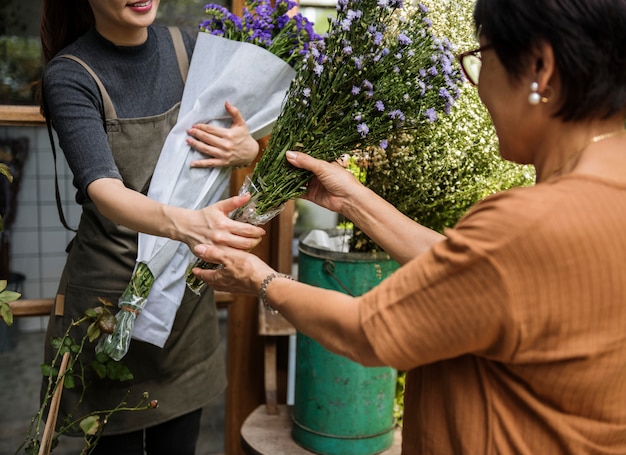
[0,106,45,126]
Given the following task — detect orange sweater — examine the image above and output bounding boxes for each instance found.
[360,174,626,454]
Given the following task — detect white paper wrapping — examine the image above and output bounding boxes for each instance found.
[132,33,295,347]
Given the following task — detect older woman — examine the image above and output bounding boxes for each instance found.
[193,0,626,453]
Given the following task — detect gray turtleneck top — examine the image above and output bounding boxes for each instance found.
[43,24,195,204]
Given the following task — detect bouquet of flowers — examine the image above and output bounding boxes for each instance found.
[199,0,319,67]
[186,0,463,287]
[97,0,321,361]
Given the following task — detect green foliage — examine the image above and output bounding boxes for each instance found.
[349,0,534,252]
[16,302,154,454]
[0,165,19,326]
[247,0,463,220]
[96,262,155,360]
[0,36,42,105]
[0,280,20,328]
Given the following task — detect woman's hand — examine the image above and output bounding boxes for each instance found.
[192,242,274,296]
[286,151,365,215]
[187,101,259,168]
[178,193,266,253]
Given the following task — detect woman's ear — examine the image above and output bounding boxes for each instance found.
[532,41,556,92]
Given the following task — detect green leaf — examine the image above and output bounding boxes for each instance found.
[85,308,99,318]
[79,415,101,436]
[115,363,134,382]
[50,337,63,349]
[63,374,75,389]
[0,289,20,304]
[105,360,133,381]
[87,321,101,343]
[0,163,13,183]
[95,351,110,364]
[24,438,39,455]
[0,302,13,326]
[40,363,53,377]
[0,280,6,292]
[106,361,122,380]
[91,361,107,379]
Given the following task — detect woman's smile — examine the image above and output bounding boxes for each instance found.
[127,0,154,13]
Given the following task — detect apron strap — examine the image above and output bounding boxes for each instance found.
[168,26,189,83]
[59,54,117,120]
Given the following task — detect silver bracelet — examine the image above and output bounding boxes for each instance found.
[258,272,294,314]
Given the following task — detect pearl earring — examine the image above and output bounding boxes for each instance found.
[528,82,542,105]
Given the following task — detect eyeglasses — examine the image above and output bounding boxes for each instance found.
[457,44,493,86]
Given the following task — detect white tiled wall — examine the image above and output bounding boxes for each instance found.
[1,125,81,331]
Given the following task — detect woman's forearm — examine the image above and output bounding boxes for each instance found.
[88,178,190,239]
[267,276,384,366]
[87,178,263,252]
[343,185,445,264]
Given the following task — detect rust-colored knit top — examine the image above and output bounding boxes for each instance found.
[360,174,626,454]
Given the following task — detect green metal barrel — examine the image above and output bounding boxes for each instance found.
[293,232,399,455]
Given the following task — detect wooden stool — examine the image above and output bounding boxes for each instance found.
[240,404,402,455]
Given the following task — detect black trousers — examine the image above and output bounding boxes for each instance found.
[90,408,203,455]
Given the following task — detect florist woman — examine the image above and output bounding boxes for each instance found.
[39,0,264,453]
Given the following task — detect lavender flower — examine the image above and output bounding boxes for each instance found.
[232,0,463,223]
[425,108,437,122]
[199,0,322,67]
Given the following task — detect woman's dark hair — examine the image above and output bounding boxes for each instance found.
[40,0,95,64]
[473,0,626,122]
[38,0,94,113]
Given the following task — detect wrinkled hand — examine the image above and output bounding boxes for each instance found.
[285,151,363,215]
[183,193,265,253]
[192,243,274,296]
[187,101,259,168]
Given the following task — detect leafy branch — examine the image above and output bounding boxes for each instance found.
[14,299,158,455]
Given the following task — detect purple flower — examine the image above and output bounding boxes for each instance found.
[425,108,437,122]
[380,139,389,150]
[376,100,385,111]
[357,123,369,137]
[352,86,361,95]
[398,33,412,46]
[389,109,405,121]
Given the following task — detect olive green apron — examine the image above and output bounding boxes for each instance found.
[43,28,226,436]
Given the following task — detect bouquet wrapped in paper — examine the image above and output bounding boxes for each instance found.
[97,0,321,360]
[186,0,464,286]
